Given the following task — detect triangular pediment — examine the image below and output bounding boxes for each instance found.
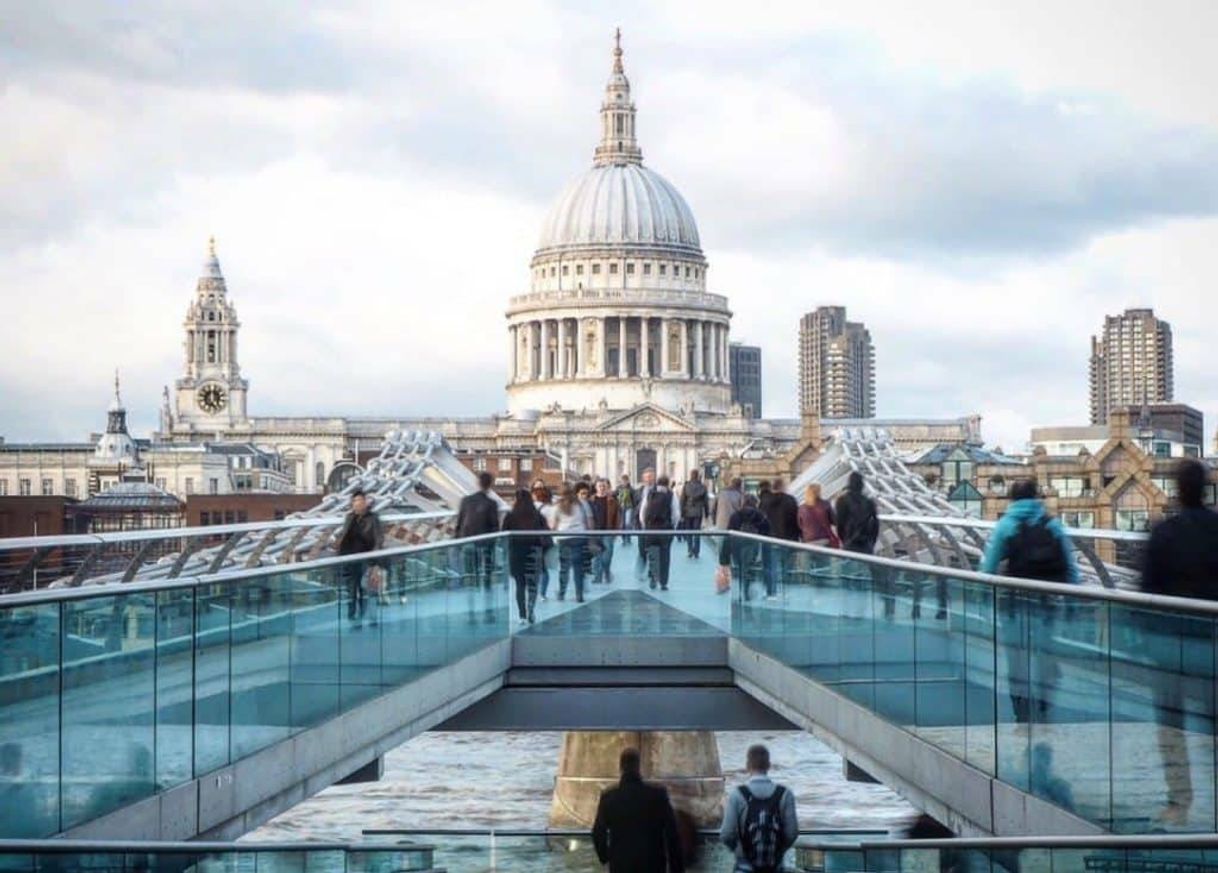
[595,403,696,434]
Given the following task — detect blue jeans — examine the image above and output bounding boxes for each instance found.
[593,537,615,584]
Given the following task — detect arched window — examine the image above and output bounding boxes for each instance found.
[315,462,325,490]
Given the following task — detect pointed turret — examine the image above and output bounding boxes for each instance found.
[593,28,643,167]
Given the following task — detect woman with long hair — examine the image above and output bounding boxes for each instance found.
[502,488,548,623]
[531,480,555,600]
[798,483,838,546]
[549,481,592,602]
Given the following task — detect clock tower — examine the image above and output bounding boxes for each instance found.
[172,236,250,434]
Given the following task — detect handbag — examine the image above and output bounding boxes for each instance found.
[715,563,732,594]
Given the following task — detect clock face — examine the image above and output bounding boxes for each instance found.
[197,383,227,414]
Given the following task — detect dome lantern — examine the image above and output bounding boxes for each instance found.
[593,28,643,168]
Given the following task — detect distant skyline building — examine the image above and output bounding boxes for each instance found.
[1089,307,1173,426]
[799,306,875,419]
[729,343,762,419]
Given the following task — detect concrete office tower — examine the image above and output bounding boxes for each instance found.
[729,342,762,418]
[1089,308,1173,425]
[799,306,875,419]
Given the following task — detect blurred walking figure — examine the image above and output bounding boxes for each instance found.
[981,479,1078,723]
[635,468,658,580]
[549,482,592,602]
[720,744,798,873]
[590,478,621,585]
[680,470,710,558]
[643,476,680,591]
[1140,459,1218,828]
[798,483,839,587]
[834,471,882,618]
[617,474,638,545]
[592,747,685,873]
[531,481,555,600]
[714,477,745,531]
[721,494,771,601]
[502,489,548,624]
[759,479,799,600]
[336,489,383,628]
[456,471,501,589]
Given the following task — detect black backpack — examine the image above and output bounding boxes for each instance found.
[644,489,673,529]
[738,509,766,536]
[737,784,787,872]
[1006,517,1068,582]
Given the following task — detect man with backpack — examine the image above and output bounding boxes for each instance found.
[720,744,798,873]
[643,475,680,590]
[721,494,771,600]
[981,478,1078,723]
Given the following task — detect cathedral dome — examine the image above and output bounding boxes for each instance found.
[536,163,701,256]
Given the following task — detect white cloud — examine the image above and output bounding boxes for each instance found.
[1,0,1216,455]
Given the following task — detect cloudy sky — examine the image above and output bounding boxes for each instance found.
[3,0,1217,450]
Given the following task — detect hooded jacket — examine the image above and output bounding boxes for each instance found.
[980,498,1080,585]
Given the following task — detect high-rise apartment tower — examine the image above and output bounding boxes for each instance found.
[799,306,875,419]
[1089,308,1173,425]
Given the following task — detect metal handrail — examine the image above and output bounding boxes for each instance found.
[1,527,1212,619]
[879,512,1149,543]
[0,510,455,554]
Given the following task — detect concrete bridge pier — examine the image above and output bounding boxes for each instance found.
[549,731,725,827]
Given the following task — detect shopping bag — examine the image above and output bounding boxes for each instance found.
[714,563,732,594]
[365,566,386,595]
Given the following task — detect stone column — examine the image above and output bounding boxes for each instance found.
[549,732,724,828]
[640,315,650,377]
[524,321,535,380]
[679,320,689,377]
[507,325,516,383]
[722,324,730,382]
[540,319,551,380]
[660,317,670,377]
[557,318,567,378]
[617,316,627,377]
[693,321,704,379]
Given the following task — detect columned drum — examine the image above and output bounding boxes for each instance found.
[505,33,732,418]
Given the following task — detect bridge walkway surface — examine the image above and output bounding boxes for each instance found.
[1,531,1216,841]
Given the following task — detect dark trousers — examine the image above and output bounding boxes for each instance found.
[680,517,702,556]
[512,546,541,620]
[733,543,763,600]
[344,562,366,620]
[465,542,495,589]
[646,537,672,589]
[558,539,587,600]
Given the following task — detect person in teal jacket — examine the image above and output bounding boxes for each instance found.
[980,479,1079,585]
[981,479,1079,727]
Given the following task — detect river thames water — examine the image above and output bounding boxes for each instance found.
[246,730,915,841]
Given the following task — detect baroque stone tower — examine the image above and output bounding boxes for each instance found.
[172,237,250,434]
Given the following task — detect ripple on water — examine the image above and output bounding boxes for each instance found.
[245,731,915,841]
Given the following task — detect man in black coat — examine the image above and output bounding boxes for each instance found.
[758,479,799,598]
[1140,459,1218,827]
[455,471,500,588]
[592,747,685,873]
